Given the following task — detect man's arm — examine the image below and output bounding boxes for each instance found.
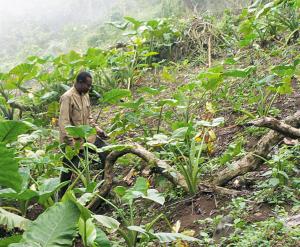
[58,95,74,146]
[87,96,108,139]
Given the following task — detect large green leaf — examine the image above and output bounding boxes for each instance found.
[0,188,38,201]
[0,178,67,204]
[124,16,142,30]
[8,63,38,86]
[107,21,129,30]
[154,232,200,243]
[121,177,149,204]
[15,201,80,247]
[114,177,164,205]
[0,208,30,231]
[0,120,31,143]
[93,215,120,233]
[146,134,169,147]
[127,226,200,243]
[94,228,111,247]
[62,191,91,221]
[223,66,256,78]
[37,178,69,205]
[65,125,96,139]
[9,242,40,247]
[0,235,22,247]
[0,144,22,192]
[102,89,132,104]
[142,189,165,205]
[78,218,97,246]
[85,48,107,69]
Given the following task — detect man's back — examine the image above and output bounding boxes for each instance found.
[58,86,96,144]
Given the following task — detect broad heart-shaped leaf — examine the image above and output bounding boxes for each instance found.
[78,218,97,246]
[131,177,148,194]
[107,21,129,30]
[0,234,22,246]
[0,120,31,143]
[0,208,30,231]
[128,226,200,243]
[0,178,68,204]
[113,186,127,198]
[146,134,169,147]
[142,189,165,205]
[269,178,280,187]
[127,226,148,235]
[195,117,225,127]
[0,188,38,201]
[94,228,111,247]
[37,178,69,205]
[171,127,189,140]
[17,200,80,247]
[123,16,142,29]
[93,215,120,232]
[157,98,178,107]
[65,125,96,139]
[8,63,38,85]
[102,89,131,104]
[9,241,41,247]
[0,144,22,192]
[62,191,91,221]
[85,48,107,69]
[122,177,149,204]
[154,232,199,243]
[223,66,256,78]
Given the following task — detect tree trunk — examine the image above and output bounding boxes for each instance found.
[213,111,300,186]
[88,143,188,210]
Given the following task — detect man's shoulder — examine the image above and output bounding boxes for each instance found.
[60,87,74,100]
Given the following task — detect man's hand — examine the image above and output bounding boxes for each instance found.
[64,137,75,147]
[96,127,109,140]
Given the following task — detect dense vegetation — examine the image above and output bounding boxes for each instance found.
[0,0,299,246]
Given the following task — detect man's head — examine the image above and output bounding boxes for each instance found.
[75,71,92,94]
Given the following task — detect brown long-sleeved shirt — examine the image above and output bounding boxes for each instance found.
[58,86,98,145]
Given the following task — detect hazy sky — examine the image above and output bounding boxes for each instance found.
[0,0,111,28]
[0,0,251,70]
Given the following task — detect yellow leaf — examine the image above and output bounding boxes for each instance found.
[172,220,181,233]
[208,130,217,141]
[175,240,189,247]
[181,229,195,237]
[195,135,202,142]
[205,102,215,114]
[207,142,214,154]
[51,117,58,126]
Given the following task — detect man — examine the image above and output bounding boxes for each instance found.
[58,71,108,197]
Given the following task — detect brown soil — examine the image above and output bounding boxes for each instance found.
[246,203,274,222]
[74,237,84,247]
[26,204,45,221]
[163,193,230,230]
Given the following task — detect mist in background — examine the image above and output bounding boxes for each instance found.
[0,0,250,70]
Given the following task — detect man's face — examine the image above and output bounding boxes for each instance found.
[76,77,92,94]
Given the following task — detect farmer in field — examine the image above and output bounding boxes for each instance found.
[58,71,109,198]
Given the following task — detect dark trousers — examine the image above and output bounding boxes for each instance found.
[59,137,109,198]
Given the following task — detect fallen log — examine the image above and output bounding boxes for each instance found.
[213,111,300,186]
[249,117,300,138]
[88,143,188,210]
[88,143,242,211]
[99,143,188,196]
[198,182,247,196]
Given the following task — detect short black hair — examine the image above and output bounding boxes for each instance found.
[76,71,92,83]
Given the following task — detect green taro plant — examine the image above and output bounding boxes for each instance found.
[0,120,67,215]
[98,177,199,246]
